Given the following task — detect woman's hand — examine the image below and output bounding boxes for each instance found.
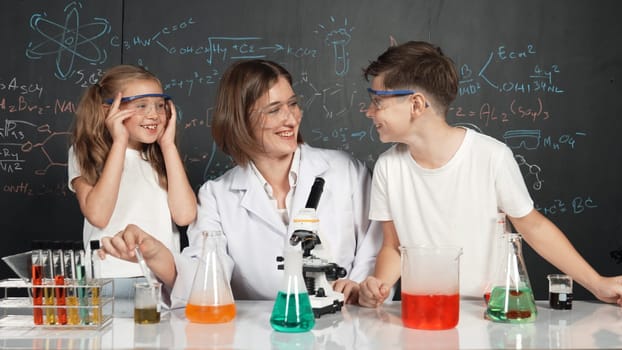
[333,278,361,305]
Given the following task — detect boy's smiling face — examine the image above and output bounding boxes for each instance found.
[366,75,416,144]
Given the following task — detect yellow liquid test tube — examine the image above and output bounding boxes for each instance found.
[90,285,100,325]
[66,295,80,325]
[43,285,55,325]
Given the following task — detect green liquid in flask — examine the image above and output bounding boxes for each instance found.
[486,286,537,323]
[270,291,315,333]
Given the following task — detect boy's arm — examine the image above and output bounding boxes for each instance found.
[512,209,622,305]
[359,221,402,307]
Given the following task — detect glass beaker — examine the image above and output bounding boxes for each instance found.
[486,233,537,323]
[547,274,573,310]
[400,245,462,330]
[134,282,161,324]
[270,248,315,333]
[186,231,236,323]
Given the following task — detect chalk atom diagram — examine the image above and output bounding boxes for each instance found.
[25,1,111,80]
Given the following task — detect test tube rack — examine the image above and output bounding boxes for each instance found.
[0,278,113,329]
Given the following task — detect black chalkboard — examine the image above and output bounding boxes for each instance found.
[1,0,621,301]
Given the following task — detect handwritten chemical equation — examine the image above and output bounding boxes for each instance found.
[0,77,44,98]
[504,130,586,151]
[449,97,551,125]
[2,180,69,197]
[311,127,368,143]
[124,15,351,77]
[458,44,564,96]
[161,69,220,96]
[122,16,317,65]
[0,96,76,116]
[535,195,598,217]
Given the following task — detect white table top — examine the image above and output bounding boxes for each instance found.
[0,299,620,349]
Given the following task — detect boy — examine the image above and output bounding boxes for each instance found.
[358,41,622,307]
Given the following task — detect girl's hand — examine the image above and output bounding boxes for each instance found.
[104,92,134,145]
[157,99,176,148]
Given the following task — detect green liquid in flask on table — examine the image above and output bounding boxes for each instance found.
[486,286,537,323]
[270,291,315,332]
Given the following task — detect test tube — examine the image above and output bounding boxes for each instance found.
[42,241,56,325]
[63,241,79,325]
[89,240,101,325]
[53,241,67,325]
[73,241,89,324]
[30,240,44,325]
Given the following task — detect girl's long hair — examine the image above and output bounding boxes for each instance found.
[70,65,168,188]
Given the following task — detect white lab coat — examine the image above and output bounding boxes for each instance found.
[169,144,381,306]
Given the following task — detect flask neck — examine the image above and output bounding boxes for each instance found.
[283,249,304,276]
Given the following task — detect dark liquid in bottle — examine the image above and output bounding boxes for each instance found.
[549,292,573,310]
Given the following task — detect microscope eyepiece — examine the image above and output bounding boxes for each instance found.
[305,177,325,209]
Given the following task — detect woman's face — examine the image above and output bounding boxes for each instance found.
[251,76,302,162]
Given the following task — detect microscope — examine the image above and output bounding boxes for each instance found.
[286,177,347,318]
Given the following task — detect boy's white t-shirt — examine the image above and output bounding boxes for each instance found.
[370,128,534,297]
[68,147,180,278]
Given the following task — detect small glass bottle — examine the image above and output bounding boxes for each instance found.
[485,232,537,323]
[186,231,236,323]
[270,248,315,333]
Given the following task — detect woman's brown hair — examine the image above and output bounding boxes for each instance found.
[212,59,303,166]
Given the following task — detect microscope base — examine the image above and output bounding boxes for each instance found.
[310,297,344,318]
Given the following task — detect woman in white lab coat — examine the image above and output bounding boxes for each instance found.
[101,59,381,306]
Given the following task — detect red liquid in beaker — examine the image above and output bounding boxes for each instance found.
[401,293,459,330]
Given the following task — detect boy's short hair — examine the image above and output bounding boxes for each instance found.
[364,41,458,112]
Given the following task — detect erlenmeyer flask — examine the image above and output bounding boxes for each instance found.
[483,212,509,303]
[186,231,236,323]
[270,248,315,333]
[485,232,537,323]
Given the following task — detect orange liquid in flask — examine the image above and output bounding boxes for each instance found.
[186,303,236,323]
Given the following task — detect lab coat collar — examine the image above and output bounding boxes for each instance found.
[230,144,331,235]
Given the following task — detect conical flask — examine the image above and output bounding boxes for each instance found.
[483,212,509,303]
[270,248,315,333]
[485,232,537,323]
[186,231,236,323]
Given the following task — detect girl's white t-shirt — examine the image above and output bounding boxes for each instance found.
[68,147,179,278]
